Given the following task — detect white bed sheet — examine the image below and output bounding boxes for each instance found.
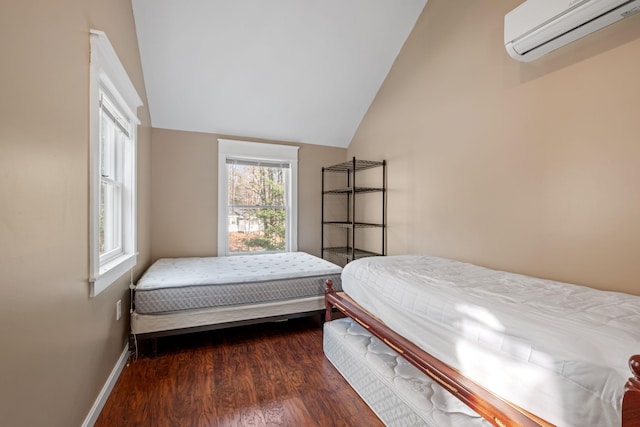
[341,255,640,427]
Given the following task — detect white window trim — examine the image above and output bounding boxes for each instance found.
[89,30,142,297]
[218,139,299,256]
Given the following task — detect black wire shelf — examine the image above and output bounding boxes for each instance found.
[323,221,384,229]
[322,157,386,265]
[323,187,385,195]
[322,159,384,173]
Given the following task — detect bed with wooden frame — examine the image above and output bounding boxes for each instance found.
[323,255,640,427]
[130,251,342,353]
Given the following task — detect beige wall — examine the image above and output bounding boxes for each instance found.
[2,1,636,424]
[0,1,151,426]
[349,0,640,295]
[151,129,346,260]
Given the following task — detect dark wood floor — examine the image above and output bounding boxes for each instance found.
[95,316,384,427]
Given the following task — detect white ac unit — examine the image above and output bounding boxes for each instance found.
[504,0,640,62]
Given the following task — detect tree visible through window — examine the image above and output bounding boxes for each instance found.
[227,159,288,253]
[218,139,298,256]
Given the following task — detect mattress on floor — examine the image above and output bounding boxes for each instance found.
[135,252,342,314]
[341,255,640,427]
[324,318,490,427]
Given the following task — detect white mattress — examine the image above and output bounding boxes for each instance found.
[341,255,640,427]
[136,252,342,290]
[134,252,342,314]
[324,317,490,427]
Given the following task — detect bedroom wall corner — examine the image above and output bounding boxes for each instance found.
[151,128,219,260]
[347,0,640,295]
[296,143,348,257]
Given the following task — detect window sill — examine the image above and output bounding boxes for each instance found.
[90,253,137,297]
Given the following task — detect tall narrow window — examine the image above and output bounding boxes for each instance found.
[99,92,127,262]
[89,30,142,296]
[218,140,298,256]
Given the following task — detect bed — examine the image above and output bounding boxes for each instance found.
[130,251,342,349]
[323,255,640,427]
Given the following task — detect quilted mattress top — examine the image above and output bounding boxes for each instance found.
[136,251,342,290]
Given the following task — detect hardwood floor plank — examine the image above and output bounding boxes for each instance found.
[95,317,384,427]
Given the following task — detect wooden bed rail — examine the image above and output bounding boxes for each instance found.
[624,355,640,427]
[325,280,640,427]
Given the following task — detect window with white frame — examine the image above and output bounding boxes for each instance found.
[218,140,299,256]
[89,30,142,297]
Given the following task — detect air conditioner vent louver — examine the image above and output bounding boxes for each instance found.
[621,5,640,16]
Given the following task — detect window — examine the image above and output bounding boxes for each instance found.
[218,140,299,256]
[89,30,142,297]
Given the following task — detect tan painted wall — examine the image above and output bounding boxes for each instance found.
[0,1,151,426]
[151,129,346,260]
[349,0,640,295]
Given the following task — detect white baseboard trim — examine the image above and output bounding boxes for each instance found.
[81,345,130,427]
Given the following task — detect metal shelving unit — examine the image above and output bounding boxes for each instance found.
[321,157,386,264]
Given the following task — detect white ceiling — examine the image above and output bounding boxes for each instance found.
[132,0,427,148]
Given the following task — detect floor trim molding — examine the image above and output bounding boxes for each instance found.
[81,345,129,427]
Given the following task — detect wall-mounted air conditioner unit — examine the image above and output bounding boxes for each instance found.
[505,0,640,62]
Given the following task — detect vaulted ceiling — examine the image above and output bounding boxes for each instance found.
[132,0,427,148]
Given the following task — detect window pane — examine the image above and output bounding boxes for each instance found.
[228,163,285,206]
[100,111,114,179]
[227,163,287,253]
[227,207,286,252]
[99,98,127,260]
[100,181,121,256]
